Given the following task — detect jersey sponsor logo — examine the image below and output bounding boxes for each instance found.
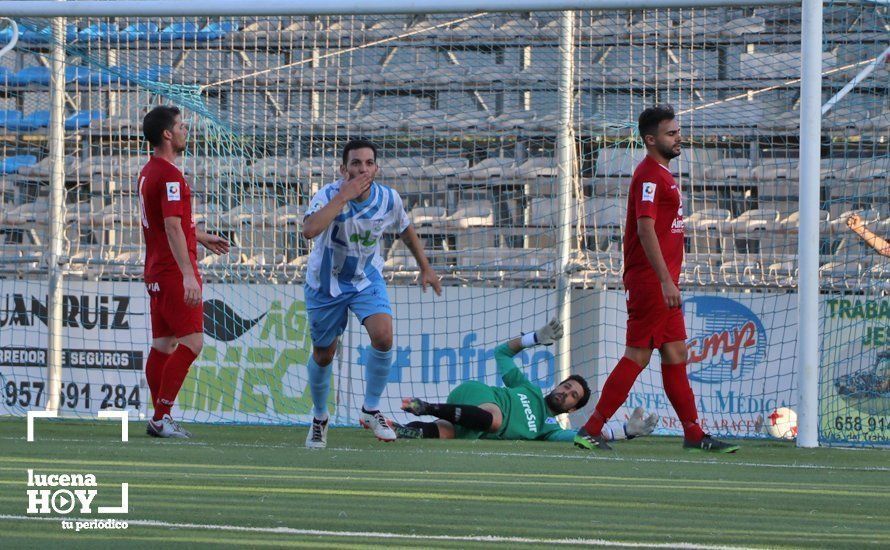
[545,417,558,425]
[642,182,656,202]
[165,182,181,202]
[671,205,684,233]
[517,393,538,433]
[671,217,685,233]
[349,230,378,247]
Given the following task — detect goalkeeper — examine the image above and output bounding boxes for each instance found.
[399,319,658,442]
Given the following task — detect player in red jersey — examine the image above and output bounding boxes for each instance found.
[575,105,738,453]
[139,106,229,438]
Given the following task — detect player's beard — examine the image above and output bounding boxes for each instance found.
[545,391,570,415]
[657,141,681,160]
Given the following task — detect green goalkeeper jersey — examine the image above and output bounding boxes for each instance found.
[477,344,565,441]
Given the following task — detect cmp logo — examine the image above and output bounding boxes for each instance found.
[684,296,767,384]
[202,299,267,342]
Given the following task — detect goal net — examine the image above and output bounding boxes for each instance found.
[0,2,886,446]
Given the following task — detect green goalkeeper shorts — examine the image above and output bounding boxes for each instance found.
[446,381,498,439]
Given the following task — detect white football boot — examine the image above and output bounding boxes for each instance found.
[305,416,329,449]
[359,409,397,442]
[146,414,191,438]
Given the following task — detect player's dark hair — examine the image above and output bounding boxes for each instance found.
[342,139,378,165]
[142,105,181,147]
[566,374,591,409]
[638,104,675,139]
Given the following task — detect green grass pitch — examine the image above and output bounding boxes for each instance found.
[0,418,887,549]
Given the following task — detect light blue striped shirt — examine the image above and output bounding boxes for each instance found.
[304,180,410,298]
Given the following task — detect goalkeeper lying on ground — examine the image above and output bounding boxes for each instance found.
[398,319,657,442]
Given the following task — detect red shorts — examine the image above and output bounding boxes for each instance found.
[624,282,687,349]
[146,276,204,338]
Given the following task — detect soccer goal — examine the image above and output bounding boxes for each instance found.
[0,0,886,447]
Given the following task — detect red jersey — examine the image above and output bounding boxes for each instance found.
[623,155,684,286]
[138,156,199,282]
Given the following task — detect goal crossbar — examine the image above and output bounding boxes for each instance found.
[0,0,800,18]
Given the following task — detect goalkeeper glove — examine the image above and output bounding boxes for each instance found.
[624,406,659,439]
[535,317,564,346]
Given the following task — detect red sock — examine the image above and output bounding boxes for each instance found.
[153,345,198,421]
[583,357,644,435]
[662,362,705,442]
[145,348,171,408]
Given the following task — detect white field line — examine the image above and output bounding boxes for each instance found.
[2,435,888,473]
[0,514,754,549]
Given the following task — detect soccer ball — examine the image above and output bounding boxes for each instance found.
[766,407,798,440]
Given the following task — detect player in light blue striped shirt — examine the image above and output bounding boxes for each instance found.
[302,139,441,447]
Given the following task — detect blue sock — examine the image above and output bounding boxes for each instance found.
[362,347,393,411]
[307,356,330,419]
